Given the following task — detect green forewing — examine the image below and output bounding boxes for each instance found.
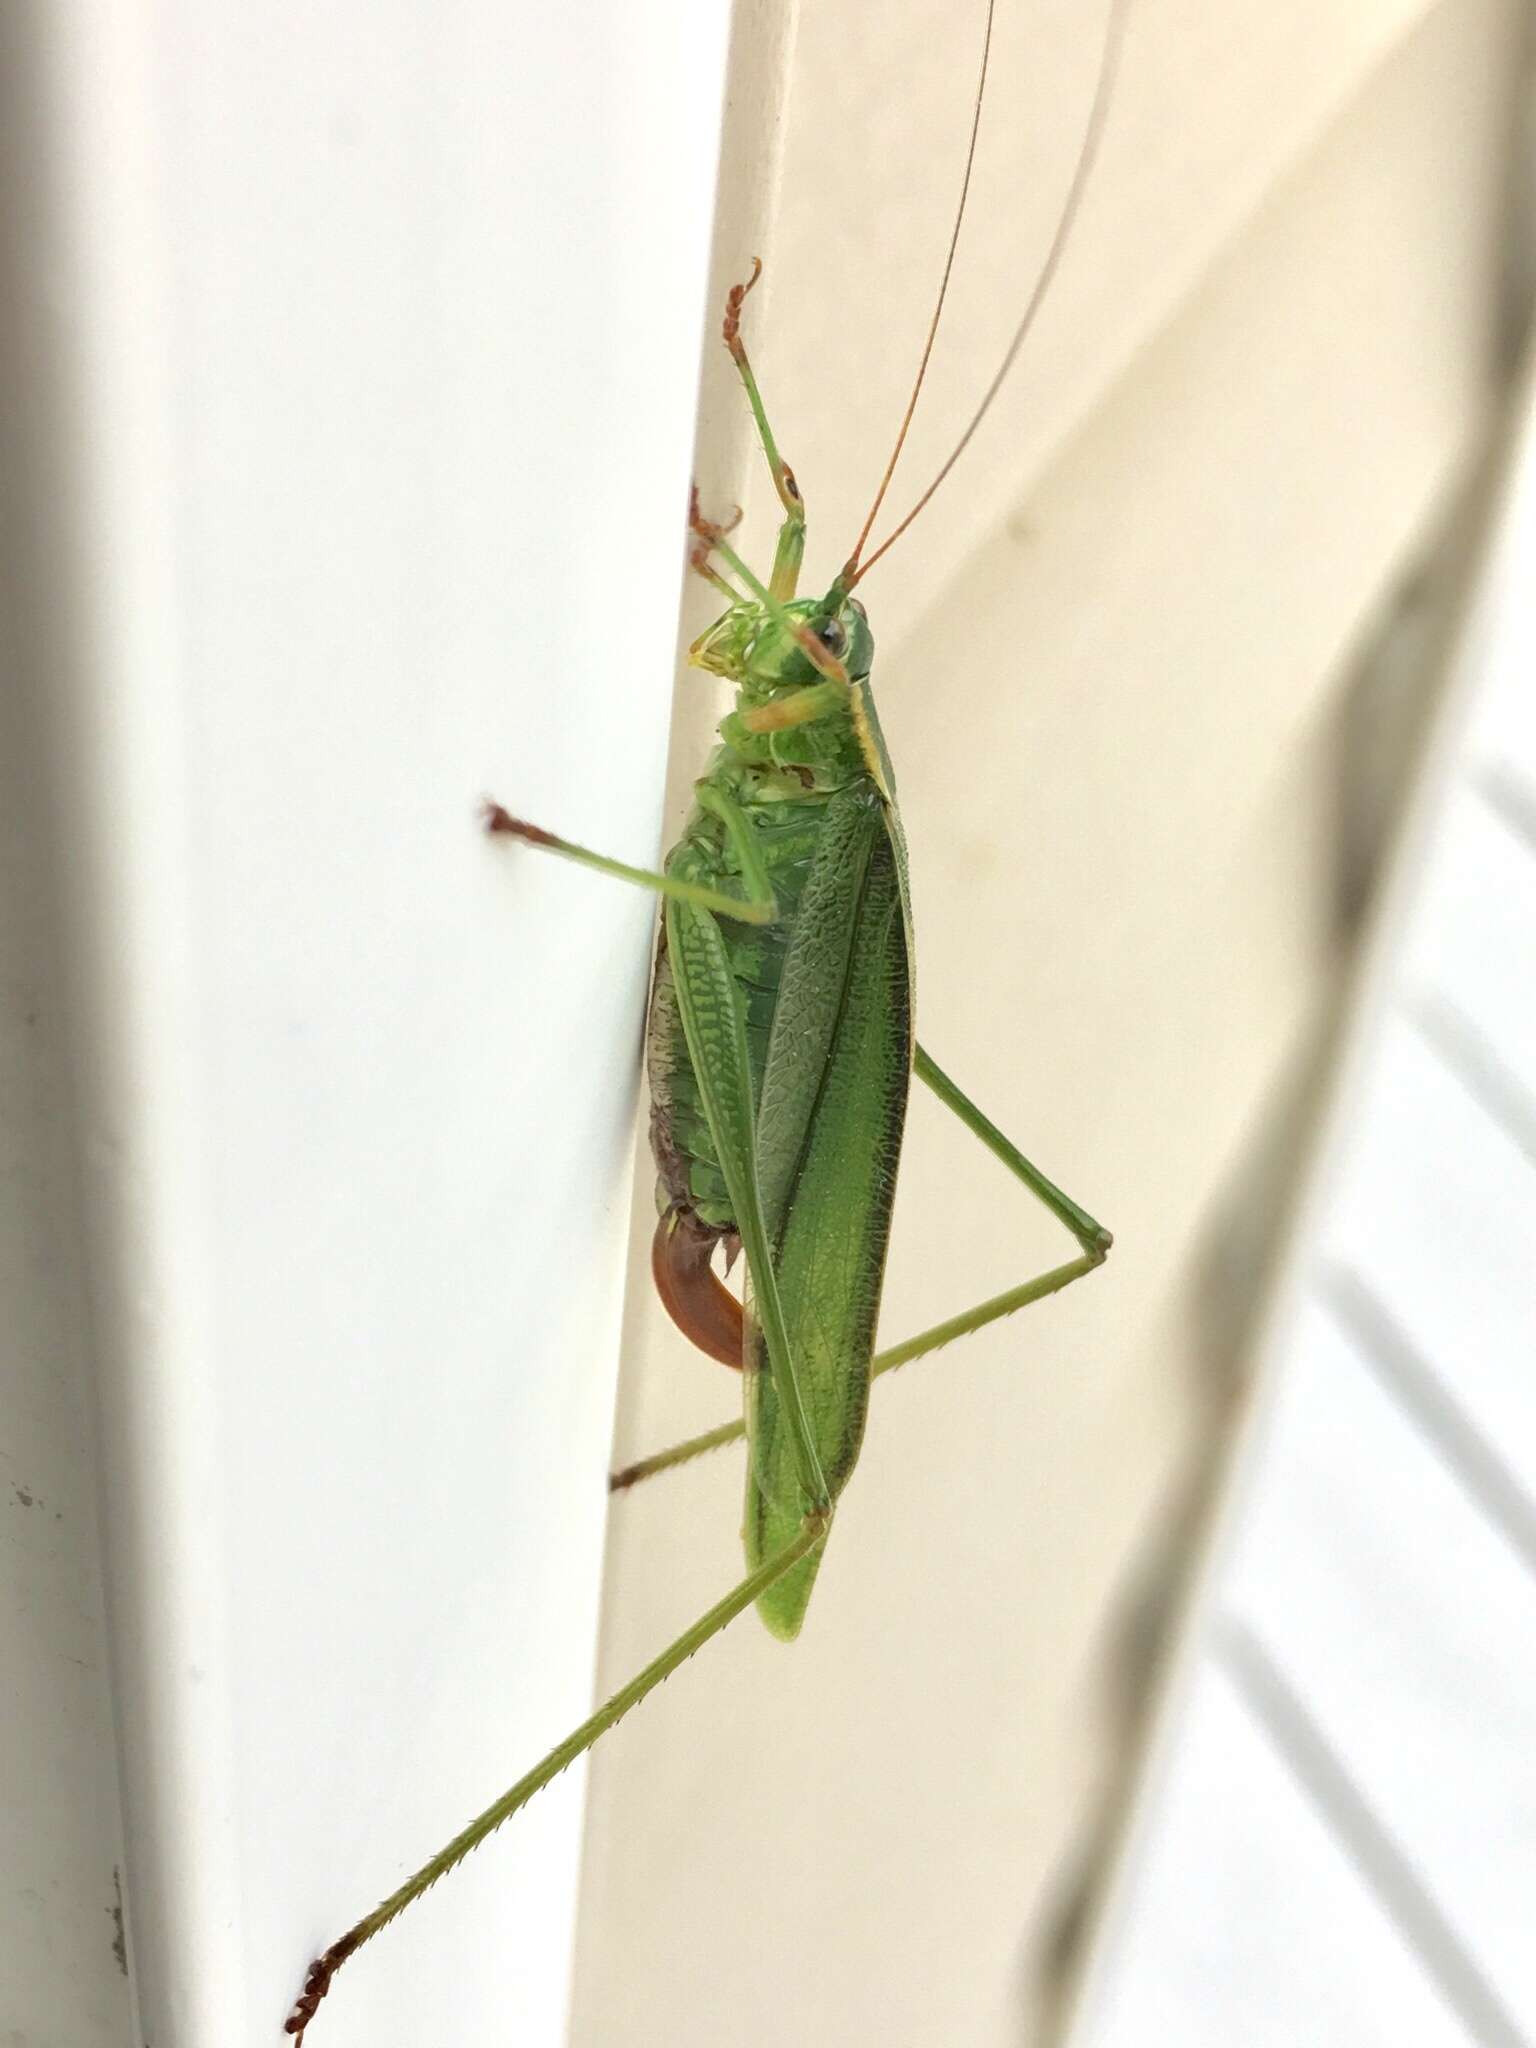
[664,893,833,1514]
[751,789,887,1236]
[745,804,913,1638]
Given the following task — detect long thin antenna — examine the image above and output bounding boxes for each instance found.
[846,0,1129,588]
[843,0,997,578]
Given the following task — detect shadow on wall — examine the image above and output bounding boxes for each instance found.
[1018,430,1524,2048]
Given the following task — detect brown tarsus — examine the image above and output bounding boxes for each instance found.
[482,802,556,849]
[284,1933,358,2041]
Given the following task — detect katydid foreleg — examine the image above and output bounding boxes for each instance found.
[719,258,806,602]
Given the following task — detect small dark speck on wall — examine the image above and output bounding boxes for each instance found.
[111,1868,128,1975]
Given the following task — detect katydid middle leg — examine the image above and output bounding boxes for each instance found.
[610,1041,1111,1491]
[482,788,778,925]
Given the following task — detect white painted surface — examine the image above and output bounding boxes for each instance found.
[1330,1025,1536,1506]
[1400,788,1536,1107]
[1225,1296,1536,2020]
[0,672,134,2047]
[2,6,729,2046]
[1068,367,1536,2046]
[1079,1659,1474,2048]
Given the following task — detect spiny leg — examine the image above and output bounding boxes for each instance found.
[285,1509,829,2041]
[610,1040,1110,1491]
[722,261,804,601]
[483,791,777,926]
[912,1044,1111,1256]
[610,1253,1100,1491]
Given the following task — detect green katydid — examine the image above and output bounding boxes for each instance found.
[287,0,1125,2035]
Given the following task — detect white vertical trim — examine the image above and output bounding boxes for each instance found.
[10,5,732,2043]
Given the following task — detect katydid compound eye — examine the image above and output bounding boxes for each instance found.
[812,616,847,657]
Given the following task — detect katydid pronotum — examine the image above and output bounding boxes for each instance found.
[287,1,1125,2035]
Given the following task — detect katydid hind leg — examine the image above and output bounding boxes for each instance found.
[610,1048,1112,1491]
[835,1042,1111,1380]
[608,1250,1105,1493]
[915,1042,1112,1255]
[285,1509,830,2041]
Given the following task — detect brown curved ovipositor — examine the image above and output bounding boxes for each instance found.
[651,1207,744,1369]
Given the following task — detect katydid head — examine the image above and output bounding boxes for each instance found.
[694,589,887,792]
[690,591,872,697]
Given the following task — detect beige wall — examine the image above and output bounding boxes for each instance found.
[571,2,1526,2042]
